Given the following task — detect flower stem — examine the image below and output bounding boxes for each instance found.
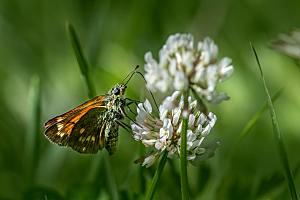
[145,151,168,200]
[180,90,189,200]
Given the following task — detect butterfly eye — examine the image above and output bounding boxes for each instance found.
[113,87,120,95]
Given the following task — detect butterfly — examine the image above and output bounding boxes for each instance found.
[44,67,139,155]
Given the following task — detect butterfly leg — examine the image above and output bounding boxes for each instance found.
[126,103,137,115]
[125,98,142,104]
[116,120,132,133]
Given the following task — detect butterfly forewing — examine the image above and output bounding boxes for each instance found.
[44,95,107,153]
[45,95,105,129]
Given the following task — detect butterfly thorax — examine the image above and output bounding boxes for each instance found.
[104,83,127,120]
[100,83,127,154]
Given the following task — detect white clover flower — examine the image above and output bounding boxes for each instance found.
[144,33,234,104]
[131,92,219,167]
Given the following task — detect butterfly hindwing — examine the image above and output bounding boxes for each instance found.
[68,107,107,153]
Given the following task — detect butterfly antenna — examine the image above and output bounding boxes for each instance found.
[134,71,159,112]
[122,66,159,112]
[122,65,140,85]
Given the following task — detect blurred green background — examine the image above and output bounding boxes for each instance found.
[0,0,300,199]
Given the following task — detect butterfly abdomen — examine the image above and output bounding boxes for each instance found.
[105,122,119,155]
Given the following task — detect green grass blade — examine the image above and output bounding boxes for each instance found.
[237,88,283,143]
[145,151,168,200]
[251,43,298,200]
[66,22,96,98]
[66,22,118,199]
[24,75,41,185]
[104,155,119,200]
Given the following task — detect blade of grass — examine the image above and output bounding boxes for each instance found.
[66,21,96,98]
[237,88,283,143]
[104,154,119,200]
[24,75,41,185]
[215,88,283,198]
[139,143,147,194]
[251,43,298,200]
[145,151,168,200]
[66,22,118,199]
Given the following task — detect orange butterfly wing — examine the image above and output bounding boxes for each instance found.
[45,95,105,129]
[44,95,108,153]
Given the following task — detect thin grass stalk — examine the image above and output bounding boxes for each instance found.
[104,155,119,200]
[66,22,96,98]
[237,88,283,145]
[25,75,41,185]
[139,144,147,194]
[251,43,298,200]
[213,88,282,198]
[67,22,118,199]
[180,90,189,200]
[145,151,168,200]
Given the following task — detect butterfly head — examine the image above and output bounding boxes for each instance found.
[110,83,127,97]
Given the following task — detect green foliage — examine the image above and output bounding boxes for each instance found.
[67,22,96,98]
[0,0,300,199]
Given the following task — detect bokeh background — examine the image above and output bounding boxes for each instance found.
[0,0,300,199]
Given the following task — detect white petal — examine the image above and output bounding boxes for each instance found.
[155,140,165,150]
[189,100,197,109]
[171,91,181,100]
[174,71,188,91]
[187,154,196,160]
[187,130,196,143]
[172,108,181,126]
[202,125,212,136]
[144,99,152,113]
[188,114,195,128]
[182,51,195,75]
[195,147,206,155]
[206,64,218,92]
[177,121,183,133]
[219,58,234,81]
[159,108,168,121]
[196,124,203,134]
[209,92,230,104]
[142,154,158,168]
[208,112,217,126]
[198,113,207,125]
[169,59,177,75]
[142,139,157,146]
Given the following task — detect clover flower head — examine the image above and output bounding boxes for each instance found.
[144,33,234,104]
[131,92,218,167]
